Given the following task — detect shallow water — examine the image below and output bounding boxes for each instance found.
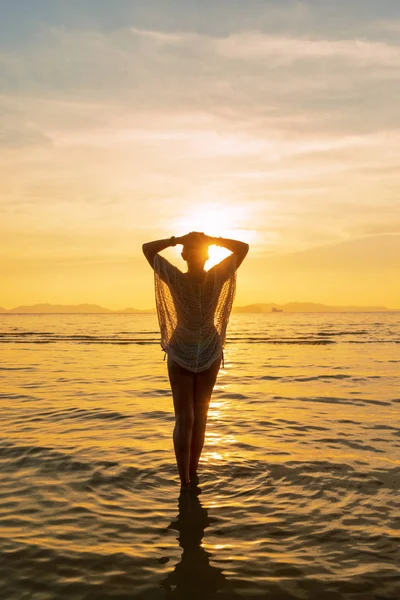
[0,312,399,599]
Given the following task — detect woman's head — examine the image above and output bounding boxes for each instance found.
[181,240,209,267]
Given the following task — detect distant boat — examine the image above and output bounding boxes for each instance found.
[271,307,283,312]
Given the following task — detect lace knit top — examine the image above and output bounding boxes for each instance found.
[153,253,237,372]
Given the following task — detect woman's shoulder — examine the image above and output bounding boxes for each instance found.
[207,254,237,280]
[153,254,183,285]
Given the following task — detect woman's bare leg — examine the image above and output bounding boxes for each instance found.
[167,357,195,486]
[190,356,221,478]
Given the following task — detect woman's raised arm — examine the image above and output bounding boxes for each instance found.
[142,233,196,267]
[142,237,176,268]
[209,235,249,269]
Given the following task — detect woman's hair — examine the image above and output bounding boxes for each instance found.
[182,241,209,262]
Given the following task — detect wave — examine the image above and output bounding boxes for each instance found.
[2,331,398,345]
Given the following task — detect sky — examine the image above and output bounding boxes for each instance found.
[1,0,399,310]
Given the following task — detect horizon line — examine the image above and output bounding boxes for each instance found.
[1,301,399,313]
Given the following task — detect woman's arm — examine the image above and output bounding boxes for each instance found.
[142,233,194,267]
[209,235,249,269]
[213,236,249,254]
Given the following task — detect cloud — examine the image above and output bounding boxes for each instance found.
[0,22,399,260]
[213,32,400,66]
[377,19,400,33]
[0,126,52,148]
[348,223,400,237]
[130,27,190,44]
[0,23,398,157]
[266,233,400,271]
[1,25,399,100]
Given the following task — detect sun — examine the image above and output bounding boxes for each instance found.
[205,244,230,269]
[174,204,240,268]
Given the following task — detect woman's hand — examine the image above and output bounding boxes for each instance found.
[175,232,218,246]
[175,231,205,246]
[175,232,195,246]
[189,232,219,246]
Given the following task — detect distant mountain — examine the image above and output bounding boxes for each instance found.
[0,302,398,314]
[4,303,155,314]
[232,302,394,313]
[7,303,112,314]
[116,307,155,313]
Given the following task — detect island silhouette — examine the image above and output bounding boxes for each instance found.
[0,302,397,313]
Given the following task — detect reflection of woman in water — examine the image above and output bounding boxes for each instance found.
[160,488,229,598]
[142,231,249,489]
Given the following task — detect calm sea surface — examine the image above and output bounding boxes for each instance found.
[0,312,399,600]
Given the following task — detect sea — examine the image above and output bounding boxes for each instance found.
[0,312,399,600]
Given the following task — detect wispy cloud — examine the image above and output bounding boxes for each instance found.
[0,2,400,307]
[1,22,399,258]
[130,27,190,44]
[213,31,400,66]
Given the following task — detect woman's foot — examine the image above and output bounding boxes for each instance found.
[180,479,191,491]
[189,472,199,485]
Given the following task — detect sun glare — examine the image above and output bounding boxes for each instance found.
[173,203,242,268]
[205,244,230,269]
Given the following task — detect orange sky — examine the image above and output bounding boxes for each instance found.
[1,2,399,310]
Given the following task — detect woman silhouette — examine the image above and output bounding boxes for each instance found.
[142,231,249,489]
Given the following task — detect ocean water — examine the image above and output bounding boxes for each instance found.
[0,312,399,600]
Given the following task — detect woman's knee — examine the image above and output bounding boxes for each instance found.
[175,411,194,430]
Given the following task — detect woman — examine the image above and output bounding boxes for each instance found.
[142,231,249,489]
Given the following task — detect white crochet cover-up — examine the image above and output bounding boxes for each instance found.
[153,252,237,373]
